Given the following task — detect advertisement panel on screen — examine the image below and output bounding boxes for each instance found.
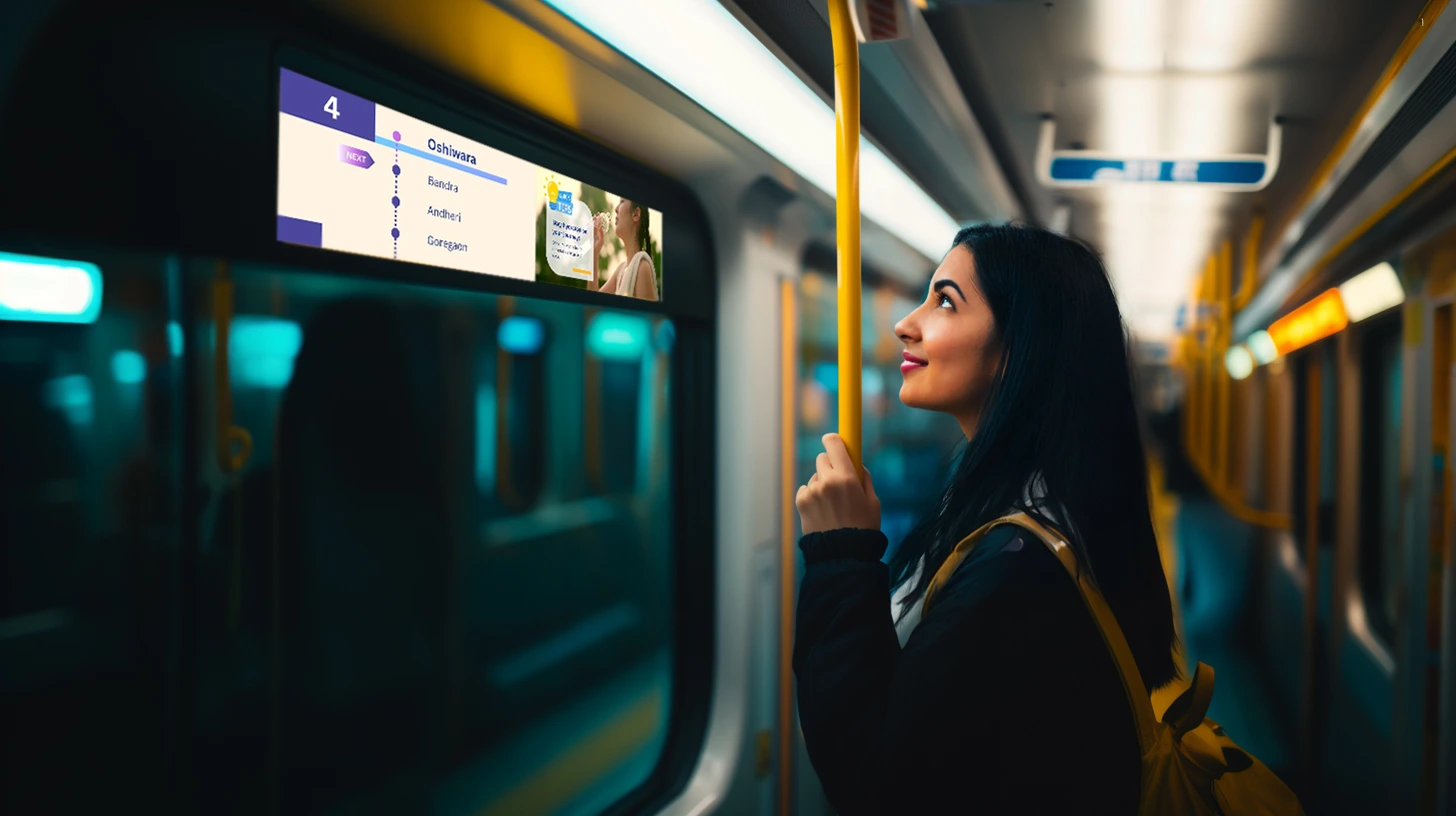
[276,68,662,300]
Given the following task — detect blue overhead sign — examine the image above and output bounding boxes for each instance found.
[1047,158,1267,185]
[1034,117,1282,191]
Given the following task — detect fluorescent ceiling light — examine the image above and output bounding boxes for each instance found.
[542,0,961,260]
[1267,289,1348,356]
[1224,345,1254,380]
[1338,262,1404,323]
[1095,0,1165,73]
[1246,330,1277,364]
[1098,76,1161,154]
[1175,0,1270,72]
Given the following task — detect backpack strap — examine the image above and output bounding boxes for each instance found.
[1162,661,1216,741]
[923,513,1158,756]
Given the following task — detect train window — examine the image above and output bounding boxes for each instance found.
[586,312,656,494]
[499,311,548,510]
[1291,341,1340,555]
[1,256,178,811]
[1291,353,1309,551]
[197,266,674,814]
[1358,319,1402,645]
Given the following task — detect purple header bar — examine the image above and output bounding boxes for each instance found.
[277,215,323,247]
[279,68,376,142]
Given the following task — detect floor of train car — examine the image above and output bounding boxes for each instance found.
[1170,498,1294,775]
[1171,492,1387,816]
[323,652,670,816]
[449,653,668,816]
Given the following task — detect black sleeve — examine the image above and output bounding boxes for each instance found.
[792,527,1026,815]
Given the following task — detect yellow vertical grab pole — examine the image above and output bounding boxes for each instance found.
[1233,215,1263,312]
[1198,255,1217,471]
[778,278,798,816]
[1214,240,1233,489]
[828,0,863,473]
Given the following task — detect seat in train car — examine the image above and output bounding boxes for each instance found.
[203,296,451,811]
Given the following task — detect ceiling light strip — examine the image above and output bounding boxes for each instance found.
[541,0,961,260]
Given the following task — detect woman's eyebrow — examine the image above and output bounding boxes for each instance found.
[932,279,966,302]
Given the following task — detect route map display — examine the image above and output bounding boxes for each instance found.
[277,68,663,299]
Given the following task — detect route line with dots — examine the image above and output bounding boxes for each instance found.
[391,130,401,258]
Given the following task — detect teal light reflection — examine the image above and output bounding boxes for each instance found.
[43,375,94,425]
[230,316,303,389]
[111,350,147,384]
[586,313,649,361]
[0,251,103,324]
[498,316,546,355]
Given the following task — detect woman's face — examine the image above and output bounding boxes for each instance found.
[894,244,1001,429]
[614,199,638,242]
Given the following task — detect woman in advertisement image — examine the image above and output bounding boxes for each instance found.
[589,198,659,301]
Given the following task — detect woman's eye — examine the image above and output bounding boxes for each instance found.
[937,293,954,309]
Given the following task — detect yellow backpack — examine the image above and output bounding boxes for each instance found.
[923,513,1307,816]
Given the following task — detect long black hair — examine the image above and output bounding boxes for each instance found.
[888,223,1180,690]
[623,199,652,254]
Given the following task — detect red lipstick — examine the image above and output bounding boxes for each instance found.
[900,351,928,374]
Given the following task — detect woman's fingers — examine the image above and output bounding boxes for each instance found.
[815,452,832,479]
[821,433,854,473]
[796,484,820,534]
[799,438,880,535]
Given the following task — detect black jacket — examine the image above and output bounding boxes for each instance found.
[793,525,1141,815]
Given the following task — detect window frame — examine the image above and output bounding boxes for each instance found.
[1356,312,1404,648]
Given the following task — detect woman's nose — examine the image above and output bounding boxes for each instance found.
[894,312,918,343]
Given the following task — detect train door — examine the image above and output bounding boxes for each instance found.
[1421,299,1451,813]
[1438,289,1456,814]
[1316,311,1403,814]
[1293,339,1339,797]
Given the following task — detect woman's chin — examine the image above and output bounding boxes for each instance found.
[897,385,927,410]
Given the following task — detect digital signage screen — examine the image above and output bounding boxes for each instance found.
[276,68,663,300]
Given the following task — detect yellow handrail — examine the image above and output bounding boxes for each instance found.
[778,277,798,816]
[1180,245,1292,530]
[213,260,255,635]
[213,261,253,475]
[828,0,863,473]
[1233,215,1262,312]
[1214,241,1231,488]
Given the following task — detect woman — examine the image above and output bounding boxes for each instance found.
[588,197,658,301]
[793,224,1177,815]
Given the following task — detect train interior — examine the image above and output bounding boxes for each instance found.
[3,0,1456,814]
